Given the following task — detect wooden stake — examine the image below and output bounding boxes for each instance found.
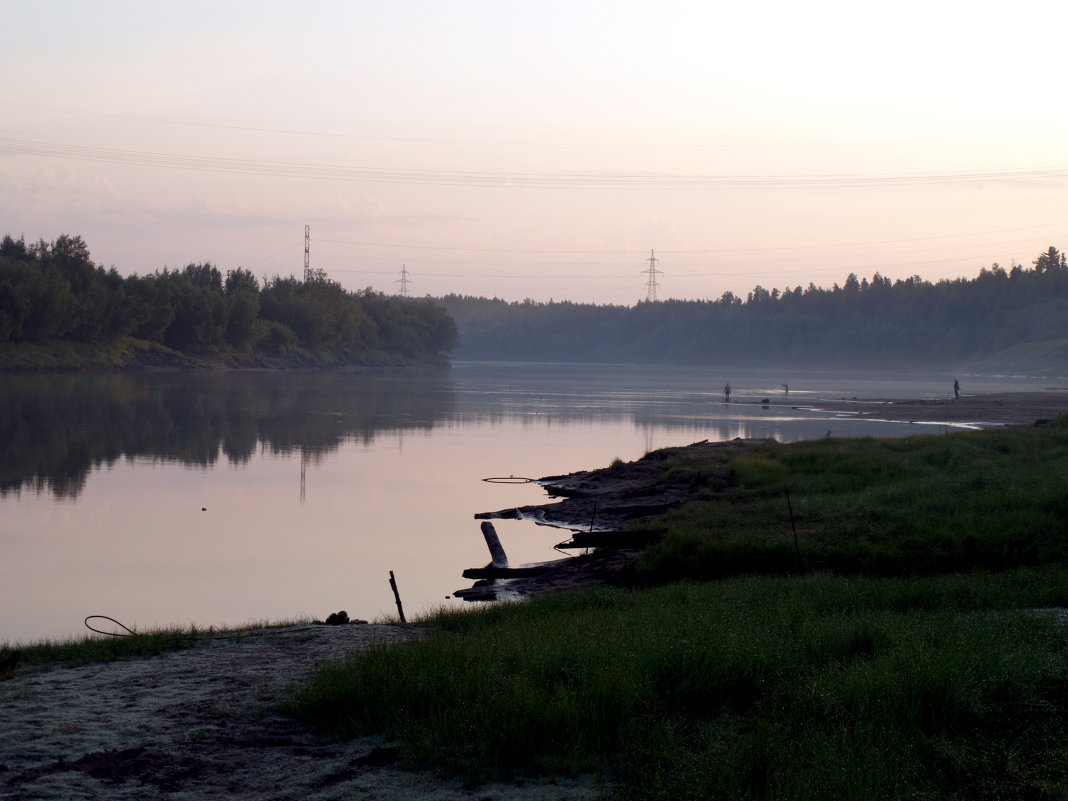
[785,484,801,563]
[389,570,406,623]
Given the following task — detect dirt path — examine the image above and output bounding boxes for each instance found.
[0,625,602,801]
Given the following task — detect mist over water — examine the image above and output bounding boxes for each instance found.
[0,363,1059,643]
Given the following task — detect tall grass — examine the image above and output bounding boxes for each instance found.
[289,570,1068,799]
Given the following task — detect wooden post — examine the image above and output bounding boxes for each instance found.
[389,570,406,623]
[785,485,801,563]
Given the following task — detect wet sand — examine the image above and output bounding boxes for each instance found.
[788,390,1068,428]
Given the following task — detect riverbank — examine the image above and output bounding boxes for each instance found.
[6,392,1067,799]
[0,337,449,371]
[791,389,1068,427]
[459,392,1068,599]
[297,408,1068,799]
[0,623,600,800]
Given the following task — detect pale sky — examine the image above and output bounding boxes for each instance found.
[3,0,1068,306]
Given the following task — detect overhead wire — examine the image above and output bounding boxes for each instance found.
[6,107,1065,293]
[5,99,1020,153]
[4,135,1068,190]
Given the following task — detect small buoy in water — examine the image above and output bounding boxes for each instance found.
[201,507,207,511]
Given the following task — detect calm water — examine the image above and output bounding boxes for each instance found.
[1,363,1060,644]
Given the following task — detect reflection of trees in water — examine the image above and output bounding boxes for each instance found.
[0,370,454,499]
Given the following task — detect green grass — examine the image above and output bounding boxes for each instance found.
[289,571,1068,799]
[635,420,1068,582]
[0,337,449,371]
[965,337,1068,376]
[1,627,211,670]
[0,337,206,370]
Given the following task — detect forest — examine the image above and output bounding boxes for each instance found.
[0,234,457,367]
[441,246,1068,370]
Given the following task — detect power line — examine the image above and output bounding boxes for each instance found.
[8,99,1021,154]
[5,135,1068,190]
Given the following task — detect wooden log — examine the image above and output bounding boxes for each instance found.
[480,521,509,568]
[474,509,519,520]
[462,565,554,580]
[555,531,661,549]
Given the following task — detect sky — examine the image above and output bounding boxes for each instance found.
[3,0,1068,306]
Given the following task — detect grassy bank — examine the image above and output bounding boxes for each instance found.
[0,337,450,371]
[0,337,208,370]
[290,421,1068,799]
[0,627,211,671]
[291,572,1068,799]
[635,419,1068,581]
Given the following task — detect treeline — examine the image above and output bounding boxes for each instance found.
[441,247,1068,368]
[0,234,457,366]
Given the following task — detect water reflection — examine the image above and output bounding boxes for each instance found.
[2,363,1054,499]
[2,363,1060,643]
[0,370,455,499]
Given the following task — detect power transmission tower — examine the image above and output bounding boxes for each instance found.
[396,264,411,296]
[304,225,312,283]
[642,249,662,301]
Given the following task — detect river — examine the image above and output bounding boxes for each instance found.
[0,362,1059,643]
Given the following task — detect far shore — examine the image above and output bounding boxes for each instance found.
[783,390,1068,428]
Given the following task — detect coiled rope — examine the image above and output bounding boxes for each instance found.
[84,615,320,639]
[84,615,136,637]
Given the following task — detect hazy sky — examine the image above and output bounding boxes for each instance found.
[4,1,1068,305]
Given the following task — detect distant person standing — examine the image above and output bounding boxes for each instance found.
[782,383,789,395]
[953,379,960,399]
[724,382,731,403]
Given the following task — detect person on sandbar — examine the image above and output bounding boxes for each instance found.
[724,382,731,403]
[953,379,960,399]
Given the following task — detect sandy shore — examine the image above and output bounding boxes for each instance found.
[788,390,1068,428]
[0,624,602,800]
